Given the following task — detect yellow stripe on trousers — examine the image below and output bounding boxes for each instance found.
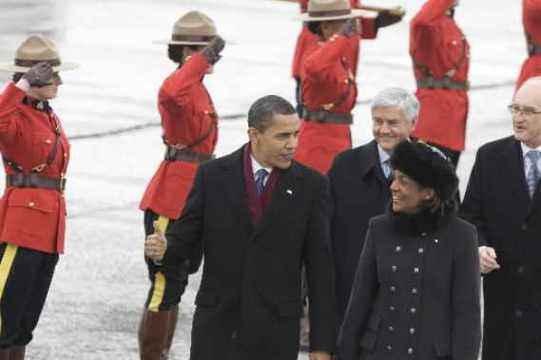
[147,216,169,312]
[0,244,18,335]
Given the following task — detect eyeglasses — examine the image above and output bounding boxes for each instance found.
[507,104,541,116]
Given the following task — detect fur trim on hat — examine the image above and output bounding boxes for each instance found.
[390,140,458,202]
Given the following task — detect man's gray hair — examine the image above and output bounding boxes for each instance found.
[248,95,296,131]
[371,88,420,123]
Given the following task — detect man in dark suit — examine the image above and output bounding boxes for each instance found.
[461,76,541,360]
[328,87,419,325]
[145,95,336,360]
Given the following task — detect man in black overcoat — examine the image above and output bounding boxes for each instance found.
[145,95,336,360]
[461,76,541,360]
[329,87,419,324]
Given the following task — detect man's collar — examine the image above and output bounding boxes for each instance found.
[520,141,541,156]
[23,97,51,112]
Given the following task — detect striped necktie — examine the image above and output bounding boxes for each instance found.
[526,150,540,197]
[255,168,269,196]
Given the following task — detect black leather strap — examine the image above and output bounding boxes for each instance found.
[417,77,469,91]
[6,174,66,192]
[302,109,353,124]
[164,147,214,163]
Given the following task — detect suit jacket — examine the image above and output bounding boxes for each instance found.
[328,140,391,324]
[338,210,481,360]
[164,146,337,360]
[461,136,541,360]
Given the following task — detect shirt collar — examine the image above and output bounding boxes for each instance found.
[251,154,272,177]
[520,142,541,157]
[377,143,392,165]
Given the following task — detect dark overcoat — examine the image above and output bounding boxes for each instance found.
[164,146,337,360]
[338,209,481,360]
[461,136,541,360]
[328,140,391,323]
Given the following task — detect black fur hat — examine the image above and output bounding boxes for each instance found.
[390,140,458,202]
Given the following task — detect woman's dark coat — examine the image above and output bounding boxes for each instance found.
[338,207,481,360]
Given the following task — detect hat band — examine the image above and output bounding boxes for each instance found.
[171,34,214,43]
[307,9,351,18]
[14,58,61,68]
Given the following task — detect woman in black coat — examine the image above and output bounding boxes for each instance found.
[338,140,481,360]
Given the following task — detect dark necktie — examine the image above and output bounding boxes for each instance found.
[255,168,269,196]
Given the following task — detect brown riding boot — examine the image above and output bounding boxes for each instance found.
[139,309,170,360]
[161,306,179,360]
[9,346,24,360]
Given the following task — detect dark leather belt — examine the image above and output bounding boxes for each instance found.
[164,146,214,163]
[6,174,66,193]
[417,77,469,91]
[302,109,353,124]
[530,44,541,56]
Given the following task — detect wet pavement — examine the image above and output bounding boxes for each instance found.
[0,0,526,358]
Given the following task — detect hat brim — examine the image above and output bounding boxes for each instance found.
[0,61,79,73]
[299,9,372,22]
[153,39,211,46]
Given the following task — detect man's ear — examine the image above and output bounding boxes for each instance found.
[247,127,259,143]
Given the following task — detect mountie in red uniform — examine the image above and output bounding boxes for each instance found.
[516,0,541,90]
[139,52,218,220]
[295,33,359,175]
[291,0,377,81]
[0,83,69,254]
[410,0,470,154]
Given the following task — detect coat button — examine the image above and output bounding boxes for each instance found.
[521,223,528,231]
[418,248,424,254]
[409,327,416,334]
[388,326,394,332]
[395,245,402,252]
[421,232,427,237]
[28,202,35,207]
[413,267,420,273]
[45,139,52,144]
[390,286,396,292]
[408,347,414,355]
[386,345,393,351]
[515,309,523,319]
[517,266,525,274]
[434,238,439,244]
[389,305,396,311]
[410,307,417,314]
[411,288,418,294]
[392,265,398,272]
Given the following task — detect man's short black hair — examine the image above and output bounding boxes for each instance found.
[248,95,296,131]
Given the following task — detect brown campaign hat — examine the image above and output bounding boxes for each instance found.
[0,34,78,73]
[155,11,218,46]
[300,0,371,22]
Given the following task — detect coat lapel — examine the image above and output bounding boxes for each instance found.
[219,148,254,233]
[361,141,391,188]
[502,139,533,213]
[254,162,303,237]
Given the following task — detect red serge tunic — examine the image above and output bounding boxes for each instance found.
[516,0,541,90]
[0,83,70,254]
[139,53,218,220]
[291,0,377,80]
[295,34,359,175]
[410,0,470,151]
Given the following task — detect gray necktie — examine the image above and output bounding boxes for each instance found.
[526,150,540,197]
[382,159,392,179]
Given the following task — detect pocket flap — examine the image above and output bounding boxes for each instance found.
[195,292,219,307]
[8,191,55,213]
